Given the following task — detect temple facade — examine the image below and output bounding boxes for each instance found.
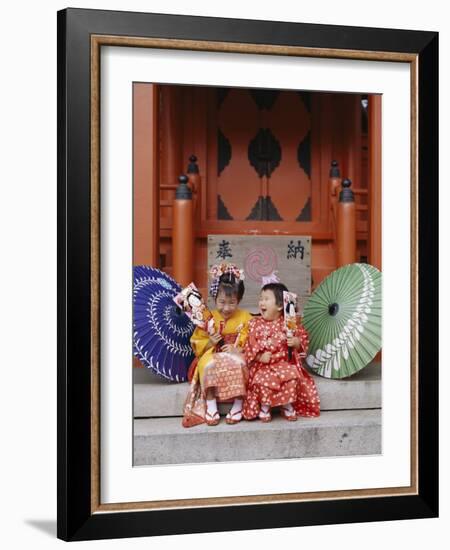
[133,83,382,296]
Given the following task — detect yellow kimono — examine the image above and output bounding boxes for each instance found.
[190,308,252,400]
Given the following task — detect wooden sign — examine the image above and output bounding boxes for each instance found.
[207,235,311,314]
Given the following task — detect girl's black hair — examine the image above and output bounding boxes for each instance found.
[216,272,245,302]
[261,282,289,308]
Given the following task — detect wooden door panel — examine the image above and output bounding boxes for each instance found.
[215,88,313,222]
[217,89,262,219]
[265,91,311,221]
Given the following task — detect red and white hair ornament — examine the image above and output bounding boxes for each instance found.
[261,271,280,287]
[209,263,244,298]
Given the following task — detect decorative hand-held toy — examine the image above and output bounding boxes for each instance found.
[173,283,215,335]
[283,290,298,361]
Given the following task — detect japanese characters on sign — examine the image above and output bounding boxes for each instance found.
[208,235,311,314]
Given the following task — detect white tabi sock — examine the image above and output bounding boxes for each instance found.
[230,398,243,414]
[206,399,218,414]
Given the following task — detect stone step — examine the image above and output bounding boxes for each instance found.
[134,408,381,465]
[133,362,381,418]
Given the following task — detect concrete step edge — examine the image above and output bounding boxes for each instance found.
[134,363,382,417]
[134,409,381,465]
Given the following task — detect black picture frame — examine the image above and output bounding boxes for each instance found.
[57,8,438,541]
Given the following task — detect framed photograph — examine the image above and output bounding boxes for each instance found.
[57,8,438,541]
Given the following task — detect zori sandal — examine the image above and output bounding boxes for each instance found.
[280,405,297,421]
[205,410,220,426]
[225,409,242,425]
[258,407,272,423]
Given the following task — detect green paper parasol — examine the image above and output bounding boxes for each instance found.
[302,263,382,379]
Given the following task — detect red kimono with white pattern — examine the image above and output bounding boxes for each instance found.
[242,316,320,419]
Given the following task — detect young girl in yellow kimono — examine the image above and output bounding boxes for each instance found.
[182,264,252,427]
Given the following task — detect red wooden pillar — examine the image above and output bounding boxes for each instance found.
[337,179,357,266]
[133,83,159,266]
[159,86,184,236]
[346,95,362,189]
[368,95,382,270]
[173,175,194,286]
[160,86,183,185]
[329,160,341,230]
[331,94,362,184]
[187,154,201,224]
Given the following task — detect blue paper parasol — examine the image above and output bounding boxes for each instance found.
[133,266,195,382]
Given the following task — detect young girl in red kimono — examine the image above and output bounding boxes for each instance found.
[243,281,320,422]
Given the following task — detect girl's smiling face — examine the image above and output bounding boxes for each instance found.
[259,289,283,321]
[215,289,238,320]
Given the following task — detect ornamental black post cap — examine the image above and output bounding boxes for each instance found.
[187,154,199,174]
[329,160,340,178]
[339,178,354,203]
[175,174,192,199]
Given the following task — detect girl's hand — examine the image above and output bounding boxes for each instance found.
[259,351,272,364]
[209,332,222,346]
[286,336,300,349]
[221,344,237,354]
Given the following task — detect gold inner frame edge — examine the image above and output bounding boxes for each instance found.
[90,34,419,514]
